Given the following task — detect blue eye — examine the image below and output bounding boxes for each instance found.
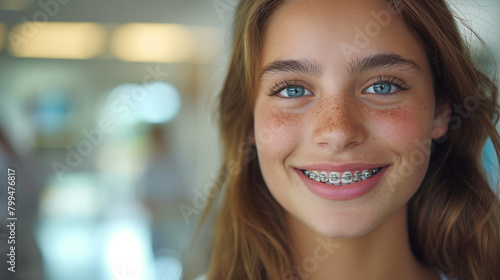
[276,86,312,98]
[269,79,314,99]
[364,82,400,95]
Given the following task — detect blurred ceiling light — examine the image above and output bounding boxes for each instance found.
[135,82,181,124]
[0,0,35,11]
[7,22,106,59]
[0,22,5,51]
[104,83,143,125]
[110,23,196,63]
[105,82,181,124]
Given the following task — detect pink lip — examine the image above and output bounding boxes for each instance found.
[295,165,389,200]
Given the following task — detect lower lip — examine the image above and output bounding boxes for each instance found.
[296,167,388,200]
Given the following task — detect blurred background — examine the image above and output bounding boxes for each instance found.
[0,0,498,279]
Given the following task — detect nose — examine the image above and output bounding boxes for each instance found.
[311,96,366,151]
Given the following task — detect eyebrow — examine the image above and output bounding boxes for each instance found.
[347,53,420,75]
[260,53,420,79]
[260,58,323,78]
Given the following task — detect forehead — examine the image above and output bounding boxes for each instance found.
[260,0,427,70]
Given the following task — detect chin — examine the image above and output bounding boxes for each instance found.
[312,220,378,239]
[288,207,383,240]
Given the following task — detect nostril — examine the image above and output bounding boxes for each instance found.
[314,124,365,150]
[311,97,366,150]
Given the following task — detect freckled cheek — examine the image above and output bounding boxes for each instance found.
[369,105,433,192]
[254,109,306,159]
[369,105,432,148]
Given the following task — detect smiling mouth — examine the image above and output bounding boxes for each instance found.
[301,168,383,186]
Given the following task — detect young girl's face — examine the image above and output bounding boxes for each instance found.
[254,0,449,238]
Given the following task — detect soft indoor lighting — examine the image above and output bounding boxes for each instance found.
[191,26,222,64]
[103,220,155,280]
[105,82,182,124]
[7,22,106,59]
[135,82,181,123]
[0,22,5,51]
[110,23,196,63]
[0,0,35,11]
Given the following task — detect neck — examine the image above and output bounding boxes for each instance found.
[286,206,439,280]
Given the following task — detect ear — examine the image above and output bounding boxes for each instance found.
[431,101,451,139]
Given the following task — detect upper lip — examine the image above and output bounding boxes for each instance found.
[295,163,389,172]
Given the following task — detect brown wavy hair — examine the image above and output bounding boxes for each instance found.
[191,0,500,279]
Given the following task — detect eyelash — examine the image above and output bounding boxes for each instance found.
[365,75,410,95]
[267,79,310,99]
[267,75,410,99]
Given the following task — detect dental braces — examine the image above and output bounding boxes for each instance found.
[303,168,382,185]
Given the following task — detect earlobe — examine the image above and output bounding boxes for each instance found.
[431,101,451,139]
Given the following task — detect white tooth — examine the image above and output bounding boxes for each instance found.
[319,171,328,182]
[353,171,362,182]
[341,171,353,184]
[361,170,371,180]
[311,171,320,181]
[329,172,341,184]
[306,169,376,185]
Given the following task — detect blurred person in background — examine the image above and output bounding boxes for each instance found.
[138,125,189,261]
